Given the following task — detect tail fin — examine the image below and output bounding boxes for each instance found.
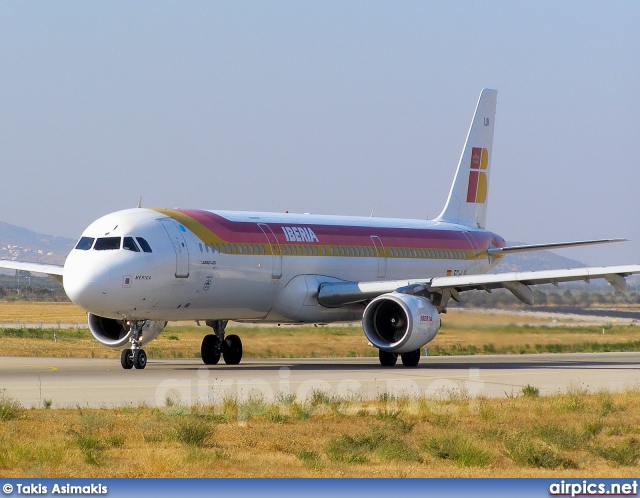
[435,88,497,229]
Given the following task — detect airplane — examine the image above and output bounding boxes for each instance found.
[1,88,638,370]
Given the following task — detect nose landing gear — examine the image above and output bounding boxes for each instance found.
[201,320,243,365]
[120,321,148,369]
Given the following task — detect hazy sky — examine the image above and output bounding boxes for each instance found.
[1,1,638,266]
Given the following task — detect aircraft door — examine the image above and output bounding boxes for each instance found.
[258,224,282,279]
[462,231,480,258]
[370,236,387,278]
[159,219,190,278]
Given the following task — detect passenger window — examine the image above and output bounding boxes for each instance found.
[123,237,140,252]
[94,237,121,250]
[75,237,95,250]
[136,237,153,253]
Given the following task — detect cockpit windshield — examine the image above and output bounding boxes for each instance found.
[75,237,95,250]
[123,237,139,252]
[136,237,153,253]
[94,237,122,250]
[75,236,153,253]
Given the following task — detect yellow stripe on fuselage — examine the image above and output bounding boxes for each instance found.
[150,207,488,261]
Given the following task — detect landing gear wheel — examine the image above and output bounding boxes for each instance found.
[222,334,243,365]
[401,349,421,367]
[379,350,398,367]
[133,349,147,369]
[201,334,221,365]
[120,349,133,369]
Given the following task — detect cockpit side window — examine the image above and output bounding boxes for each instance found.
[94,237,122,250]
[75,237,95,250]
[136,237,153,253]
[123,237,140,252]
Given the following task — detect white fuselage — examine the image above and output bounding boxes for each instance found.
[63,208,504,323]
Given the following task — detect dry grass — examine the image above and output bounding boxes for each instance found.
[1,389,640,477]
[0,301,87,324]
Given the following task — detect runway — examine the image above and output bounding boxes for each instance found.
[1,353,640,408]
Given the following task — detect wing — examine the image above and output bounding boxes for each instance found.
[317,264,640,308]
[0,260,64,285]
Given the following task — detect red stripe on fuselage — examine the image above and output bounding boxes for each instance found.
[172,209,502,252]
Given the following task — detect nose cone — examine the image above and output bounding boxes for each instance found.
[63,251,114,314]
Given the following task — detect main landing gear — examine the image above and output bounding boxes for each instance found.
[201,320,243,366]
[121,321,148,370]
[378,349,421,368]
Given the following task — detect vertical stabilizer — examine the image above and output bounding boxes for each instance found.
[435,88,497,229]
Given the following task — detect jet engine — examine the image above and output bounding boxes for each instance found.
[88,314,167,349]
[362,292,440,353]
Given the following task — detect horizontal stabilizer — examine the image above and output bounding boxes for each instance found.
[487,238,626,256]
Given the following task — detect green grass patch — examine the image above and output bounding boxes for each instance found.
[297,450,324,470]
[0,327,88,339]
[0,391,23,421]
[594,437,640,466]
[72,432,106,465]
[583,419,604,438]
[504,433,578,469]
[174,419,212,447]
[325,426,422,464]
[521,385,540,397]
[534,423,584,450]
[423,434,491,467]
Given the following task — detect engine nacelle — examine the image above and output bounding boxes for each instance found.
[362,292,440,353]
[88,314,167,349]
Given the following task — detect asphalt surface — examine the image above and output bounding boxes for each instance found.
[1,353,639,408]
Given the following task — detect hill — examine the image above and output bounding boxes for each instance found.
[0,221,75,265]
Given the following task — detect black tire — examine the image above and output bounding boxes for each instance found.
[120,349,133,369]
[401,349,421,367]
[222,334,243,365]
[201,334,221,365]
[379,350,398,367]
[133,349,147,369]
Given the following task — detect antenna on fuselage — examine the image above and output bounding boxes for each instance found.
[137,197,142,208]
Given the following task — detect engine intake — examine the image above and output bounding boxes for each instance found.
[362,292,440,353]
[88,314,167,349]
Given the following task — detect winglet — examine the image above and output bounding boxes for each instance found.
[435,88,498,229]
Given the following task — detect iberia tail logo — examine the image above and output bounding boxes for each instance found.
[466,147,488,203]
